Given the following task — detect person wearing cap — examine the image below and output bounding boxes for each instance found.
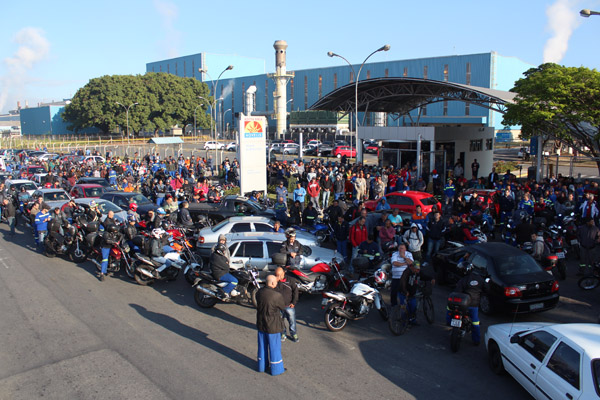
[275,181,288,203]
[280,229,302,268]
[398,260,434,326]
[34,203,51,251]
[577,216,600,276]
[178,201,194,227]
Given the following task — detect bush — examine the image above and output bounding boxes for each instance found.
[494,160,519,173]
[223,187,240,196]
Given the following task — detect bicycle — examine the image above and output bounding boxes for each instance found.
[578,261,600,290]
[388,282,434,336]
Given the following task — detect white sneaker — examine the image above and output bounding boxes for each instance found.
[230,289,240,297]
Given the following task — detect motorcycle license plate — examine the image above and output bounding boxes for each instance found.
[530,303,543,311]
[321,298,329,306]
[570,239,578,245]
[556,252,565,259]
[450,319,462,328]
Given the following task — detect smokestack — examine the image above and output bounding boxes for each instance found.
[269,40,294,139]
[245,85,257,114]
[17,101,21,110]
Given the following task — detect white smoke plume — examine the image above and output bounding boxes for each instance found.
[543,0,581,63]
[221,81,234,100]
[0,27,50,113]
[154,0,181,59]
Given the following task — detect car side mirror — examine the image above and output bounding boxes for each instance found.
[510,335,521,344]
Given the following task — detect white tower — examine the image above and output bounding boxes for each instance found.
[268,40,294,139]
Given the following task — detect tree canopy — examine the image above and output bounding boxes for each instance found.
[502,63,600,173]
[62,73,213,135]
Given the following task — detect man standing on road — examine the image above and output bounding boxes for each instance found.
[577,217,600,276]
[2,198,16,236]
[256,274,287,376]
[390,243,414,307]
[307,177,321,211]
[35,204,51,252]
[293,182,307,211]
[275,267,299,342]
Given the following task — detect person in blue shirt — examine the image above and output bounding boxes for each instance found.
[108,168,117,186]
[518,192,535,216]
[271,220,285,233]
[34,204,51,251]
[275,181,288,202]
[293,182,306,211]
[444,179,456,208]
[375,197,391,211]
[273,196,288,225]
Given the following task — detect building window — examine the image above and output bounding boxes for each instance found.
[265,80,269,112]
[304,76,308,109]
[443,64,448,82]
[385,69,389,77]
[290,78,294,110]
[366,70,371,79]
[403,67,408,77]
[318,75,322,99]
[423,66,428,80]
[350,71,354,83]
[443,100,448,116]
[465,102,470,116]
[333,73,337,89]
[466,62,471,85]
[241,82,245,113]
[470,139,483,152]
[486,138,493,150]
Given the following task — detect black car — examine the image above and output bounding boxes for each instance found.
[100,191,157,215]
[433,242,559,315]
[76,177,113,190]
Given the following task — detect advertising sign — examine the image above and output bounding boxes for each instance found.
[238,114,267,196]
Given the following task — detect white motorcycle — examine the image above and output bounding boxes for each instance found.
[132,251,200,286]
[321,282,389,332]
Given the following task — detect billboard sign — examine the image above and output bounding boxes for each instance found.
[238,114,267,196]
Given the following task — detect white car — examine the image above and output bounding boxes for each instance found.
[31,173,49,186]
[225,142,237,151]
[196,216,319,257]
[37,153,60,162]
[485,322,600,400]
[204,141,225,150]
[32,188,72,209]
[281,143,299,155]
[70,198,128,224]
[5,179,38,196]
[82,155,106,165]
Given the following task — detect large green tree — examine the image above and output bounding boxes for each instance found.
[63,73,213,135]
[503,63,600,175]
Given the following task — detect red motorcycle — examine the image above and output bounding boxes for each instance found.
[272,254,350,294]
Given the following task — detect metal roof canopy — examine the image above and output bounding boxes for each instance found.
[308,77,516,117]
[147,137,184,144]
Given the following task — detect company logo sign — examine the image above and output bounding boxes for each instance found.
[244,120,264,138]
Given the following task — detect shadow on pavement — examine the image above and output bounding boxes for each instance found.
[130,303,256,370]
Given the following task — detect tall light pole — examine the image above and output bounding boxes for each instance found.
[198,96,213,141]
[327,45,390,162]
[198,65,234,165]
[194,103,204,142]
[115,102,139,142]
[580,8,600,17]
[222,108,231,139]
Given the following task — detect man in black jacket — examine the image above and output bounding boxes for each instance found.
[425,212,445,261]
[280,230,303,267]
[275,267,299,342]
[210,235,238,298]
[256,274,286,375]
[2,198,16,235]
[178,201,194,227]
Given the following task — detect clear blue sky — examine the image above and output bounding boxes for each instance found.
[1,0,599,114]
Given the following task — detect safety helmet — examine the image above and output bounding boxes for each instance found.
[285,228,296,237]
[127,215,136,223]
[44,182,52,188]
[412,260,421,270]
[152,228,165,239]
[215,243,227,256]
[89,200,97,208]
[129,202,138,211]
[156,207,166,215]
[105,224,119,233]
[373,269,387,285]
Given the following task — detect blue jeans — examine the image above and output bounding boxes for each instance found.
[446,306,480,344]
[38,230,47,250]
[101,247,110,274]
[426,238,442,261]
[398,293,417,321]
[219,273,238,294]
[321,190,330,210]
[336,239,348,262]
[7,217,15,235]
[156,196,165,206]
[334,192,343,200]
[281,306,297,336]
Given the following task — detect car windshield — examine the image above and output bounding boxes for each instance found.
[29,167,46,174]
[84,187,104,197]
[494,254,544,277]
[247,198,266,210]
[127,194,152,204]
[420,196,439,206]
[97,201,121,214]
[593,359,600,396]
[14,183,37,191]
[211,220,229,232]
[44,191,69,201]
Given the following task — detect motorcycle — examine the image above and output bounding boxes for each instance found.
[193,260,262,308]
[447,292,472,353]
[43,223,78,258]
[578,261,600,290]
[292,217,332,245]
[131,250,191,286]
[321,281,389,332]
[543,224,567,280]
[519,241,561,279]
[272,253,349,294]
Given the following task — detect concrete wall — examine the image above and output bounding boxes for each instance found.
[436,126,495,178]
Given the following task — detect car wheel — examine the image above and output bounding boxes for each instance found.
[479,293,494,315]
[488,341,505,375]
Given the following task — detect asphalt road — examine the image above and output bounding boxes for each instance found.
[1,220,598,400]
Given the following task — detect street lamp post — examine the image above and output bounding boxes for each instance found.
[115,102,139,143]
[580,8,600,17]
[194,103,205,142]
[327,45,390,162]
[222,108,232,139]
[198,65,234,165]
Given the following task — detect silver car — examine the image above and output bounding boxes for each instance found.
[196,216,319,258]
[32,188,72,209]
[223,232,340,277]
[72,198,128,224]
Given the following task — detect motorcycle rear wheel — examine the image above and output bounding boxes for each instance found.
[450,327,462,353]
[194,284,218,308]
[249,287,258,308]
[134,266,155,286]
[70,247,87,263]
[324,306,348,332]
[378,304,389,321]
[388,306,409,336]
[578,276,600,290]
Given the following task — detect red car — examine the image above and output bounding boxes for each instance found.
[70,184,106,199]
[19,165,47,179]
[333,146,356,158]
[365,144,379,154]
[364,190,442,215]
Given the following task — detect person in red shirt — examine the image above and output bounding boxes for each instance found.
[350,216,368,269]
[307,177,321,210]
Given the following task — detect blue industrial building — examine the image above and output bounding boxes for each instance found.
[20,102,98,136]
[147,51,533,138]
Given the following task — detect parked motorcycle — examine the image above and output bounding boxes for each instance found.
[578,262,600,290]
[543,224,567,280]
[447,292,472,353]
[272,253,349,294]
[292,217,332,245]
[519,241,561,280]
[321,282,389,332]
[193,260,262,308]
[43,223,78,258]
